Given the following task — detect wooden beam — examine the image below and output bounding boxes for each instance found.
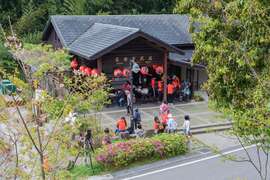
[163,50,168,102]
[97,58,102,72]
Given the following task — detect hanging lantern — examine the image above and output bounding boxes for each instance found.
[152,64,158,70]
[132,63,140,73]
[114,68,122,77]
[91,69,99,76]
[84,67,92,76]
[79,66,87,72]
[155,65,163,75]
[140,66,149,75]
[70,59,78,69]
[122,68,131,78]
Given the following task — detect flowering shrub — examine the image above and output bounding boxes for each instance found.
[95,134,187,168]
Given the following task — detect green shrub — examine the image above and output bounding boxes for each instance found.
[193,93,204,102]
[21,32,42,44]
[95,134,188,168]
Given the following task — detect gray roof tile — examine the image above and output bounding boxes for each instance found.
[49,14,192,46]
[169,50,194,63]
[69,23,139,59]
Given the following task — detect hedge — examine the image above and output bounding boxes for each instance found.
[95,134,188,168]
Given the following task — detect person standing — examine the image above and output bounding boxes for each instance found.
[157,80,163,102]
[133,108,141,129]
[159,101,169,115]
[172,75,181,100]
[167,114,177,133]
[167,82,175,103]
[126,90,132,115]
[183,115,191,136]
[102,128,112,145]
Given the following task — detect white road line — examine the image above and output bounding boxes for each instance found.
[122,144,256,180]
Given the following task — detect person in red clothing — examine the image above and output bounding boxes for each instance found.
[172,76,180,89]
[160,111,168,130]
[151,78,156,98]
[157,80,163,102]
[153,116,163,134]
[122,81,131,92]
[116,117,127,133]
[167,82,175,103]
[172,75,181,100]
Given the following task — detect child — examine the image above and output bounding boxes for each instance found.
[153,116,163,134]
[183,115,191,136]
[102,128,112,145]
[134,124,145,138]
[167,114,177,133]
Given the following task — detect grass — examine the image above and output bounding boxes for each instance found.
[70,163,105,179]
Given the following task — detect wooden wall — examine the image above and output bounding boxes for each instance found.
[101,37,164,75]
[45,25,62,49]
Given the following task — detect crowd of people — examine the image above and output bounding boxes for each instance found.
[98,101,191,146]
[153,101,191,135]
[77,101,191,150]
[113,75,192,109]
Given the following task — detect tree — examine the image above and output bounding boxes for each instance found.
[0,35,110,179]
[174,0,270,179]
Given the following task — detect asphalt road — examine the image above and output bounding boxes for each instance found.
[122,145,269,180]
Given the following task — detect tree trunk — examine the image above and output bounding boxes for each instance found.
[39,153,46,180]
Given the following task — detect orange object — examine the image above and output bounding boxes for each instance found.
[154,122,159,129]
[172,77,180,89]
[161,113,168,124]
[167,84,174,94]
[158,81,163,92]
[117,118,127,131]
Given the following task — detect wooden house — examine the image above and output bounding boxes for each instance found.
[42,15,207,100]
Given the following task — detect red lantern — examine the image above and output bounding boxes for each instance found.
[70,59,78,69]
[84,67,92,76]
[152,64,158,70]
[155,65,163,75]
[122,68,131,77]
[91,69,99,76]
[140,66,149,75]
[79,66,87,72]
[114,68,122,77]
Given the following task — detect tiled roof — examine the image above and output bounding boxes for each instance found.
[169,50,205,68]
[46,14,192,47]
[169,50,194,62]
[68,23,140,59]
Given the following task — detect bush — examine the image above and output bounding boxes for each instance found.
[193,93,204,102]
[95,134,188,168]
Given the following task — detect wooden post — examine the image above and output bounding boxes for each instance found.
[163,50,168,102]
[97,58,102,73]
[190,68,194,97]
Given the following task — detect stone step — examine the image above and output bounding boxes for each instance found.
[191,125,232,135]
